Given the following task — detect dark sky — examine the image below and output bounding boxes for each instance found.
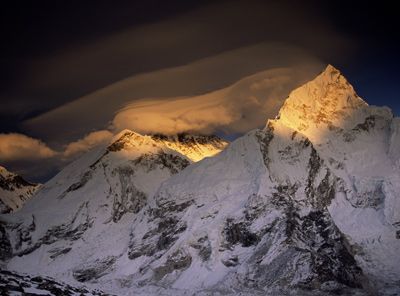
[0,0,399,181]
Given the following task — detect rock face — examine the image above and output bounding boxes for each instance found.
[0,166,39,214]
[1,65,400,296]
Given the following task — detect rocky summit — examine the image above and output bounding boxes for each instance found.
[0,166,40,214]
[1,65,399,296]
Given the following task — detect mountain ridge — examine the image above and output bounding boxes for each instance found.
[0,166,39,214]
[1,65,399,295]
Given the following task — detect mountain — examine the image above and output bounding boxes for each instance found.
[131,65,399,295]
[0,131,227,289]
[150,133,228,162]
[1,65,400,296]
[0,166,40,214]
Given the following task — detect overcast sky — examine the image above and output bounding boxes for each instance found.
[0,0,398,181]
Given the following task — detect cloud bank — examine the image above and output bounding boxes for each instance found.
[1,64,323,181]
[0,133,57,162]
[63,130,113,158]
[0,131,115,181]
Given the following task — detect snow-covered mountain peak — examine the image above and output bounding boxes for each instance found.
[0,165,39,214]
[0,167,10,184]
[107,129,160,153]
[2,66,400,296]
[151,133,228,162]
[276,64,389,143]
[107,129,228,162]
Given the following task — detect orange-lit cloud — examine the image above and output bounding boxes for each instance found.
[0,133,57,161]
[111,66,320,135]
[23,43,324,142]
[63,130,113,158]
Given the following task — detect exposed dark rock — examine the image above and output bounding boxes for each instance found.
[128,215,187,260]
[240,189,364,292]
[294,210,363,288]
[15,215,36,249]
[132,152,190,175]
[0,174,37,191]
[15,203,92,257]
[328,157,345,170]
[151,133,169,141]
[128,199,192,260]
[111,152,190,222]
[128,243,156,260]
[153,250,192,281]
[349,180,385,209]
[0,201,13,214]
[256,123,275,168]
[314,171,336,209]
[107,131,136,152]
[244,194,266,221]
[151,133,225,147]
[59,170,93,199]
[156,217,187,251]
[271,184,298,208]
[223,219,259,248]
[190,236,212,261]
[343,131,356,142]
[222,255,239,267]
[343,116,376,142]
[0,222,12,260]
[73,256,116,282]
[305,146,335,209]
[49,247,72,259]
[354,116,375,132]
[0,269,108,295]
[111,166,147,222]
[284,199,300,243]
[154,199,194,216]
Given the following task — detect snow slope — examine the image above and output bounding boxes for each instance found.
[120,65,399,295]
[0,131,227,289]
[1,65,399,296]
[0,166,39,214]
[0,269,108,296]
